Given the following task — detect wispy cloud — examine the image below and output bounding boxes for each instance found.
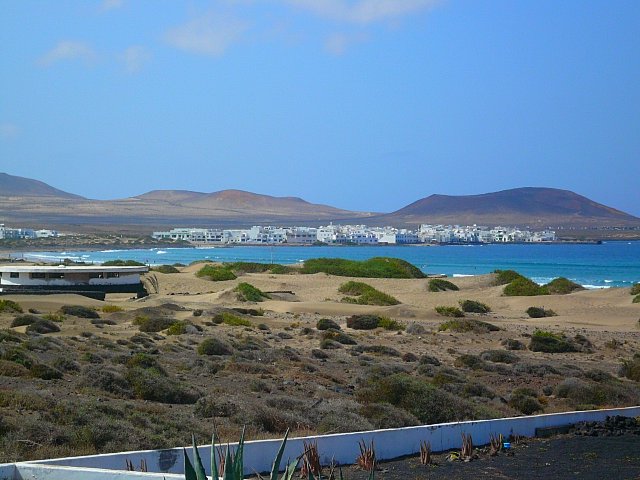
[0,123,19,140]
[165,13,249,57]
[38,41,96,67]
[120,45,151,73]
[100,0,124,12]
[325,32,368,55]
[285,0,441,24]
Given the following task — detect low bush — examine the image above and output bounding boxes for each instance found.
[102,259,145,266]
[435,306,465,318]
[377,316,405,331]
[300,257,425,279]
[322,329,357,345]
[317,318,340,330]
[428,278,459,292]
[338,281,400,306]
[438,318,500,333]
[320,339,342,350]
[60,305,100,319]
[125,367,199,404]
[454,354,488,370]
[132,315,176,333]
[101,305,124,313]
[80,366,133,397]
[359,402,420,429]
[223,262,294,275]
[480,350,519,364]
[459,300,491,314]
[555,377,638,407]
[197,338,233,356]
[509,387,543,414]
[493,269,525,285]
[231,307,264,316]
[234,282,270,302]
[29,363,63,380]
[196,265,237,281]
[462,383,496,399]
[545,277,584,294]
[633,294,640,304]
[166,321,188,335]
[501,338,526,350]
[10,314,40,327]
[526,306,557,318]
[528,330,578,353]
[220,313,252,327]
[503,277,549,296]
[26,319,61,334]
[44,313,65,322]
[152,265,180,274]
[0,359,29,377]
[619,354,640,382]
[353,345,401,357]
[346,315,381,330]
[0,299,23,313]
[405,322,426,335]
[419,354,442,366]
[630,283,640,295]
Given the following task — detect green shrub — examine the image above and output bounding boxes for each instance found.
[346,315,380,330]
[493,270,526,285]
[102,305,124,313]
[462,383,496,399]
[317,318,340,330]
[166,321,188,335]
[529,330,578,353]
[29,363,63,380]
[231,307,264,316]
[196,265,237,281]
[459,300,491,313]
[197,338,233,356]
[60,305,100,319]
[152,265,180,274]
[221,313,252,327]
[545,277,584,294]
[438,318,500,333]
[126,353,164,373]
[454,354,488,370]
[633,294,640,304]
[322,329,357,345]
[223,262,294,274]
[0,299,23,313]
[630,283,640,295]
[0,359,29,377]
[125,367,199,404]
[10,314,40,327]
[132,315,176,333]
[526,306,557,318]
[377,316,405,331]
[555,377,638,407]
[619,354,640,382]
[357,373,479,424]
[1,346,34,368]
[44,312,65,322]
[435,306,465,318]
[509,388,543,415]
[26,319,61,334]
[300,257,425,279]
[503,277,549,296]
[501,338,526,350]
[359,402,420,429]
[480,350,519,364]
[234,282,270,302]
[428,278,459,292]
[102,259,145,266]
[338,281,399,306]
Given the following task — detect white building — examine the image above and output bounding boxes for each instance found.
[0,265,149,300]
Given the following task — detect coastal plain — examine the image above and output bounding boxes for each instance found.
[0,266,639,463]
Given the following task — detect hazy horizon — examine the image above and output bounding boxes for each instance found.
[2,1,639,215]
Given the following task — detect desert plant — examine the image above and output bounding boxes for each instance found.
[529,330,578,353]
[509,387,543,415]
[235,282,270,302]
[322,329,357,345]
[25,319,61,334]
[428,278,459,292]
[489,433,503,456]
[300,440,322,479]
[301,257,425,279]
[346,315,380,330]
[460,433,474,461]
[503,277,549,296]
[317,318,340,330]
[377,316,405,331]
[419,440,432,465]
[220,313,252,327]
[479,350,519,364]
[133,315,176,333]
[60,305,100,318]
[0,299,23,313]
[196,265,237,281]
[501,338,526,350]
[435,306,465,318]
[629,283,640,295]
[493,269,526,285]
[459,300,491,314]
[633,294,640,304]
[29,363,63,380]
[339,281,400,306]
[619,354,640,382]
[102,305,124,313]
[10,314,40,327]
[545,277,584,294]
[197,338,233,356]
[356,439,376,473]
[102,259,145,266]
[438,318,500,333]
[526,306,556,318]
[152,265,180,274]
[44,312,65,322]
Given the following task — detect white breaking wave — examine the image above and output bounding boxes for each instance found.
[453,274,475,277]
[156,250,167,255]
[99,249,124,253]
[582,285,611,290]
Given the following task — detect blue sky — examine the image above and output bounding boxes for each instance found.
[1,0,639,215]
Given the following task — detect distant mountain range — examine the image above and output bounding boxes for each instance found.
[0,172,638,230]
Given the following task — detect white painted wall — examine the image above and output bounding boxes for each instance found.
[0,272,141,286]
[28,406,640,477]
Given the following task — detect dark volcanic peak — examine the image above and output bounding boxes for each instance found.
[386,187,639,227]
[0,172,83,199]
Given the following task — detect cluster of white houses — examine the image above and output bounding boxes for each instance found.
[152,224,556,246]
[0,224,59,239]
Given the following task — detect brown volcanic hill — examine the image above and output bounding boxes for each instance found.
[381,187,640,228]
[0,176,371,229]
[0,173,83,199]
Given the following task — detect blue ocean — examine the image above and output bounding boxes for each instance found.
[21,241,640,289]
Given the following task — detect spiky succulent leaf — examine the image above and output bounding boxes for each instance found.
[211,433,219,480]
[184,448,197,480]
[269,429,290,480]
[232,426,246,479]
[222,446,235,480]
[192,435,208,480]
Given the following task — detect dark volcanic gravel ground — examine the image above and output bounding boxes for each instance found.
[337,434,640,480]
